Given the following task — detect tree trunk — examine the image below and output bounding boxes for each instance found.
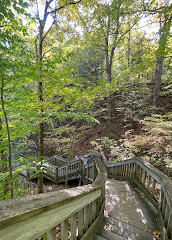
[1,79,13,199]
[153,56,164,107]
[0,117,8,198]
[37,24,44,194]
[153,15,171,108]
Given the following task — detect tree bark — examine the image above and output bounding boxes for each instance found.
[153,14,171,108]
[37,24,44,194]
[0,117,8,198]
[1,78,13,199]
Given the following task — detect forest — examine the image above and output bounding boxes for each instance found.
[0,0,172,200]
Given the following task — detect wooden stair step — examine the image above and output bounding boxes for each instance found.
[97,228,127,240]
[94,235,107,240]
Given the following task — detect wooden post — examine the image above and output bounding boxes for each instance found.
[164,204,169,227]
[78,209,84,238]
[142,171,146,187]
[139,167,142,183]
[88,203,92,227]
[152,179,156,198]
[87,164,89,184]
[147,174,151,191]
[71,213,77,240]
[162,197,167,218]
[84,205,89,233]
[167,212,172,239]
[134,163,138,179]
[47,227,56,240]
[96,198,100,217]
[92,200,97,222]
[160,189,164,208]
[61,219,68,240]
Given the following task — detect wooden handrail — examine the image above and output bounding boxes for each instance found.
[102,155,172,240]
[0,152,107,240]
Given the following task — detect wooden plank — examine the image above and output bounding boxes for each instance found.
[84,205,89,233]
[78,209,84,239]
[81,201,105,240]
[71,213,77,240]
[47,227,56,240]
[61,219,68,240]
[152,178,156,197]
[167,212,172,239]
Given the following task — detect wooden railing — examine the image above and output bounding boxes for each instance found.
[58,160,82,177]
[102,154,172,240]
[0,152,107,240]
[44,156,82,183]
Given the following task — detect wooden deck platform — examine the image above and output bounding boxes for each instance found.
[96,179,160,240]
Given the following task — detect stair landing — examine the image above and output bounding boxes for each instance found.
[96,179,160,240]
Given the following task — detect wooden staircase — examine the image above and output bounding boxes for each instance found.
[0,152,172,240]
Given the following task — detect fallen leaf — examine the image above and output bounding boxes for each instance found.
[122,219,126,223]
[153,230,161,238]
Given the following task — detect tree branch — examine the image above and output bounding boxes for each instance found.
[47,0,82,16]
[122,4,172,15]
[43,47,58,57]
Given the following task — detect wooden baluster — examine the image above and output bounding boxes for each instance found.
[160,189,164,209]
[61,219,68,240]
[130,164,133,177]
[133,163,135,177]
[142,171,146,187]
[96,198,100,217]
[129,164,132,177]
[125,165,127,176]
[167,212,172,239]
[152,179,156,198]
[122,165,124,176]
[162,197,167,218]
[127,164,129,176]
[139,167,142,183]
[87,164,89,184]
[71,213,77,240]
[84,205,89,233]
[135,164,138,179]
[138,166,141,180]
[78,209,84,239]
[92,200,97,222]
[47,227,56,240]
[92,161,95,181]
[147,174,151,191]
[88,203,92,227]
[164,204,169,227]
[117,166,120,176]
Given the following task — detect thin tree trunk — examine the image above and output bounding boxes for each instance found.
[1,78,13,199]
[153,56,164,107]
[153,15,171,108]
[0,117,8,198]
[37,24,44,194]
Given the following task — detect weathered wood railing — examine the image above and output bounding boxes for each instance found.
[0,152,106,240]
[44,156,82,183]
[102,154,172,240]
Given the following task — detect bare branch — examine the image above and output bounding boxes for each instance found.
[47,0,82,16]
[42,0,82,42]
[43,0,54,23]
[43,47,58,57]
[42,19,56,42]
[122,4,172,15]
[34,35,38,63]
